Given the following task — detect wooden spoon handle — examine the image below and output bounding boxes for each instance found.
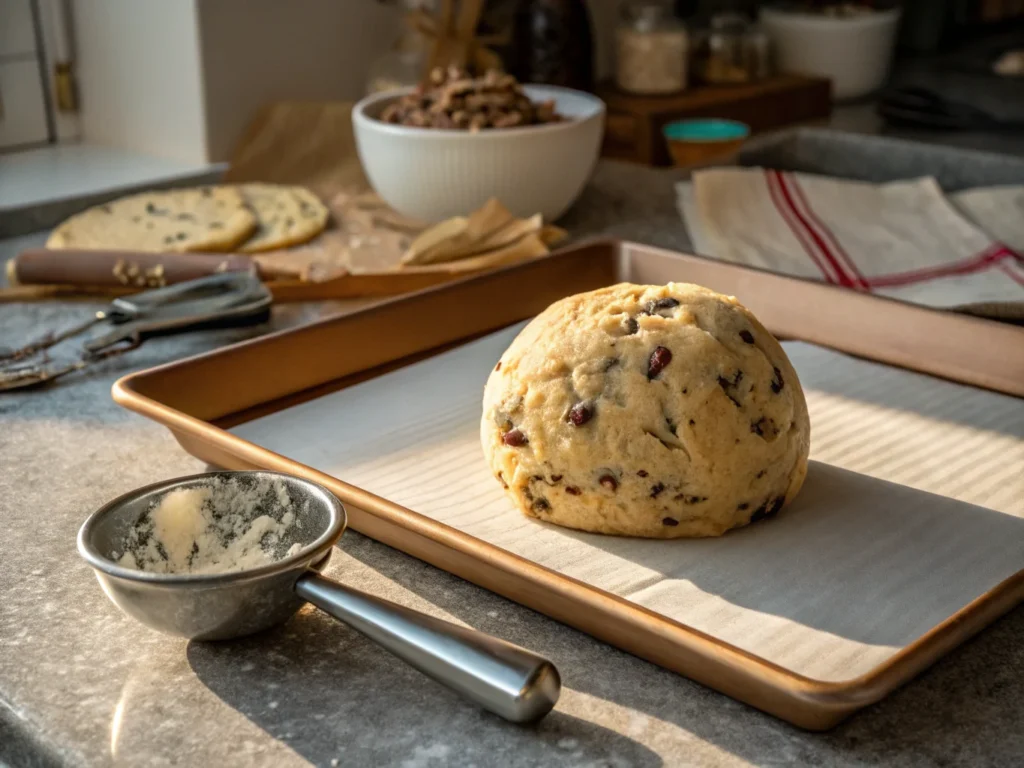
[7,248,298,288]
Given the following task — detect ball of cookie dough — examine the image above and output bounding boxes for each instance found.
[480,283,810,538]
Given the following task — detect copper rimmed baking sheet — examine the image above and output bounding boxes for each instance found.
[113,240,1024,730]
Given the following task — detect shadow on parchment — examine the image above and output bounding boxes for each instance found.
[334,530,1024,767]
[525,461,1024,652]
[186,608,662,768]
[783,339,1024,440]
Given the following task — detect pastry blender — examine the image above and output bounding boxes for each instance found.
[0,271,271,391]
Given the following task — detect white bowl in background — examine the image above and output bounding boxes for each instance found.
[352,85,606,223]
[759,6,902,101]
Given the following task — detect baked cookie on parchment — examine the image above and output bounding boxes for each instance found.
[236,183,330,253]
[46,187,256,253]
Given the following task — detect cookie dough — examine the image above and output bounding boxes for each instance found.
[481,283,810,538]
[46,187,256,253]
[236,183,330,253]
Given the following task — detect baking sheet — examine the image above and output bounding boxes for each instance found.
[232,323,1024,683]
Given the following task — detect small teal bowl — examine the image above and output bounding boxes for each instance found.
[662,119,751,167]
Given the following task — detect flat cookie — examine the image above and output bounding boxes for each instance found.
[47,187,256,253]
[236,184,329,253]
[481,282,810,538]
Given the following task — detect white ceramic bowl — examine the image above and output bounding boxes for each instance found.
[760,6,902,101]
[352,85,605,223]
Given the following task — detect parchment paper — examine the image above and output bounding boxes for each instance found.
[232,327,1024,682]
[224,101,425,280]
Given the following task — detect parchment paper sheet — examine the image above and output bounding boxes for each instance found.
[233,326,1024,682]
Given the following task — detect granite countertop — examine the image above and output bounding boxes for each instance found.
[2,157,1023,768]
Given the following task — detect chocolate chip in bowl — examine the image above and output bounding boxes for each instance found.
[481,282,811,538]
[380,67,563,132]
[352,71,605,223]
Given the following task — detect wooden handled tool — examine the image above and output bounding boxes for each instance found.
[7,248,300,288]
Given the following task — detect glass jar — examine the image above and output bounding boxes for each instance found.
[511,0,595,91]
[693,12,750,86]
[365,0,431,94]
[366,49,426,95]
[742,25,772,82]
[615,1,688,96]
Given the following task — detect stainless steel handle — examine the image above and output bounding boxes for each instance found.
[294,573,560,723]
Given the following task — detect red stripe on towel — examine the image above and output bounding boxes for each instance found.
[998,261,1024,288]
[768,170,858,289]
[764,170,838,284]
[866,244,1016,288]
[782,172,871,289]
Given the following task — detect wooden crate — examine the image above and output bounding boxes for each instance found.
[597,75,832,166]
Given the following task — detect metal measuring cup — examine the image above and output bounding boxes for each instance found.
[77,471,560,723]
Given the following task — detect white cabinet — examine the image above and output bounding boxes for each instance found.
[0,0,50,149]
[0,0,37,57]
[0,59,50,148]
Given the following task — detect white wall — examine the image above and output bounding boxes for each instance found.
[67,0,611,164]
[72,0,209,164]
[195,0,402,162]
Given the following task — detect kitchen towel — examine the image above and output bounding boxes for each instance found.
[676,169,1024,316]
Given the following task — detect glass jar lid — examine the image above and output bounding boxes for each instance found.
[621,1,681,33]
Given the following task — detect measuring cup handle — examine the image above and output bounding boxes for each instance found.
[294,573,560,723]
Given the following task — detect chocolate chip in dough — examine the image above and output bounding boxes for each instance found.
[739,330,755,344]
[599,474,618,491]
[644,297,680,316]
[637,469,649,478]
[676,494,707,505]
[647,347,672,380]
[532,498,551,513]
[494,361,501,371]
[650,483,666,498]
[771,367,785,394]
[717,371,743,407]
[750,496,785,523]
[752,417,780,440]
[565,486,582,496]
[662,517,679,527]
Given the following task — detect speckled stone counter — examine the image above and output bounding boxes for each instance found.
[2,160,1023,768]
